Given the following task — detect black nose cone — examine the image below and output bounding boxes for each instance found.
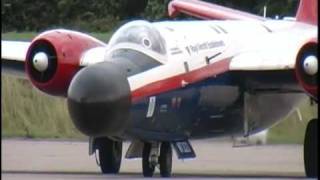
[67,62,131,137]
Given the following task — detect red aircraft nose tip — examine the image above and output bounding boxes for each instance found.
[67,62,131,137]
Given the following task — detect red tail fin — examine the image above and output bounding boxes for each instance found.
[296,0,318,25]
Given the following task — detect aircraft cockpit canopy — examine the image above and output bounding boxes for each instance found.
[108,20,167,56]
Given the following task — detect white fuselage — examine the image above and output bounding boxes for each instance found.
[80,19,316,98]
[108,20,315,94]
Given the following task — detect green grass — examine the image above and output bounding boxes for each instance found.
[1,76,85,139]
[267,99,317,144]
[1,32,318,143]
[2,32,37,41]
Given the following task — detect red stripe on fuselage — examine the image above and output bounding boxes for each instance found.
[131,58,231,102]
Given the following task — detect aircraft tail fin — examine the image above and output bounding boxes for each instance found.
[295,0,317,25]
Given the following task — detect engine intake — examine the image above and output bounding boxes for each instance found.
[27,40,57,83]
[295,42,318,100]
[25,29,105,96]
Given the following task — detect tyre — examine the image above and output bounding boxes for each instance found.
[142,142,155,177]
[98,138,122,174]
[159,142,172,177]
[304,119,318,178]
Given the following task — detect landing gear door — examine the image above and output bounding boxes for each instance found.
[172,140,196,159]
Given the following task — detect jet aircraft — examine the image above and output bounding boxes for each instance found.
[1,0,318,177]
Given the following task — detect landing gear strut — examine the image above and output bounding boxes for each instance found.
[142,142,172,177]
[304,119,318,178]
[96,137,122,174]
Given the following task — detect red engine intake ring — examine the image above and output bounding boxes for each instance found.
[295,41,318,100]
[25,29,105,96]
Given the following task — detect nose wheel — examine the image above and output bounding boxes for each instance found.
[142,143,155,177]
[142,142,172,177]
[96,137,122,174]
[159,142,172,177]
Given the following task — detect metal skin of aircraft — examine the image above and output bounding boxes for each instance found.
[1,0,318,178]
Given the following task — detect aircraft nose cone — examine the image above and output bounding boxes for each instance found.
[67,62,131,137]
[33,52,49,72]
[303,55,318,75]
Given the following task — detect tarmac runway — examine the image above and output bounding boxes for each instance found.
[1,138,307,179]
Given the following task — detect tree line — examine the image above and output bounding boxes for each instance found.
[1,0,298,32]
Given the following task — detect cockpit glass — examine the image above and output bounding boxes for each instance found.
[108,20,167,55]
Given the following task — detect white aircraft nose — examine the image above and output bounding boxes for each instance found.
[303,55,318,75]
[33,52,49,72]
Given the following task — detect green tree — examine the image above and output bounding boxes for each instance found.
[1,0,300,32]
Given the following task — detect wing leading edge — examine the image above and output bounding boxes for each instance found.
[168,0,265,21]
[1,41,30,78]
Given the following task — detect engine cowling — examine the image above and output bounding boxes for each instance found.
[295,41,318,100]
[25,29,105,96]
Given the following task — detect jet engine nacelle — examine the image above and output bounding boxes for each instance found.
[295,40,318,101]
[25,29,105,96]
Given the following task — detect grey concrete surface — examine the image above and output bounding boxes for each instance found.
[1,138,306,179]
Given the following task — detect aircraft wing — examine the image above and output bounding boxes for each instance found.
[168,0,266,21]
[1,41,30,78]
[229,53,293,71]
[227,39,317,99]
[228,37,289,71]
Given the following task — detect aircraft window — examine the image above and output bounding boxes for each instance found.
[108,20,167,55]
[110,49,162,76]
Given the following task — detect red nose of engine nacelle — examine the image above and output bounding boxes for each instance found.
[295,41,318,101]
[25,29,105,96]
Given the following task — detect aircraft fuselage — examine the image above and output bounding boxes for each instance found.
[69,20,313,139]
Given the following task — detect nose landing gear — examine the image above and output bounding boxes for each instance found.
[142,142,173,177]
[95,137,122,174]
